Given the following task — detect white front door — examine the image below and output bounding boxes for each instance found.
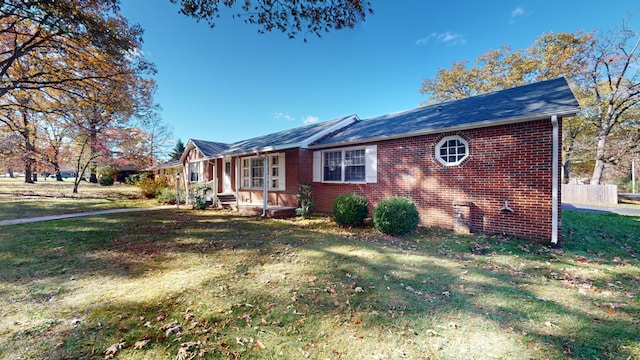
[223,159,232,193]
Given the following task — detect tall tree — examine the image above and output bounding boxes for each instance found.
[135,104,173,164]
[587,24,640,184]
[170,0,373,40]
[170,139,186,161]
[0,125,21,177]
[420,26,640,184]
[0,0,154,183]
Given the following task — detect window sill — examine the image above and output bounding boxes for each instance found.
[319,181,367,184]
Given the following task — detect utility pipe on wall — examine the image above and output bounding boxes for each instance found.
[551,115,559,245]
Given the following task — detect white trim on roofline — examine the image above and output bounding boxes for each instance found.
[221,115,361,157]
[308,110,578,150]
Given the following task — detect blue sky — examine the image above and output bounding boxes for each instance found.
[119,1,638,146]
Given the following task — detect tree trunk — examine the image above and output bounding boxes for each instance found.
[53,162,62,181]
[89,162,98,183]
[24,159,33,183]
[591,136,607,185]
[562,159,571,184]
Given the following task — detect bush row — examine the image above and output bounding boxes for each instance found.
[332,193,419,236]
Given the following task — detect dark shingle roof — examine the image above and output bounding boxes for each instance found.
[190,139,230,157]
[219,115,356,156]
[314,77,580,146]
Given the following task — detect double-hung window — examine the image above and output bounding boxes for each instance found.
[344,149,365,182]
[189,162,200,182]
[240,153,285,190]
[250,158,264,188]
[314,145,376,183]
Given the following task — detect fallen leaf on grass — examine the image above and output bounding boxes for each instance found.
[255,339,266,349]
[177,342,199,360]
[104,342,125,359]
[133,339,150,350]
[164,325,181,337]
[545,321,561,329]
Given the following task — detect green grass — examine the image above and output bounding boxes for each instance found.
[0,178,156,220]
[0,208,638,359]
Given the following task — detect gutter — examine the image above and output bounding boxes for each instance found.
[551,115,559,245]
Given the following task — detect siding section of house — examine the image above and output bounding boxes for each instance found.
[312,118,562,243]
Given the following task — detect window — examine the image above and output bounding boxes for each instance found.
[270,155,280,189]
[189,162,200,182]
[344,149,365,181]
[323,151,342,181]
[435,136,469,166]
[251,158,264,188]
[241,159,251,188]
[240,153,285,190]
[316,146,375,183]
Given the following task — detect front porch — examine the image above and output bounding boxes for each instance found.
[212,192,296,218]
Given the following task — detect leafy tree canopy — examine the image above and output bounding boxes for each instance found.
[170,0,373,40]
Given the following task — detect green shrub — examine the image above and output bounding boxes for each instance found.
[190,183,211,210]
[137,177,169,199]
[373,196,419,236]
[332,193,368,227]
[156,187,184,204]
[126,173,148,185]
[296,183,313,218]
[98,175,114,186]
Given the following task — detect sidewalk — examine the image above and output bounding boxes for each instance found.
[562,202,640,216]
[0,206,175,226]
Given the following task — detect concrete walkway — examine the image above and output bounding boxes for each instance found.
[562,203,640,216]
[0,206,175,226]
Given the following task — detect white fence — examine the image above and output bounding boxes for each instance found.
[562,184,618,204]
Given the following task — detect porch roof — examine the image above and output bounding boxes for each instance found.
[311,77,580,147]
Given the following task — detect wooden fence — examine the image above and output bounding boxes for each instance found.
[562,184,618,204]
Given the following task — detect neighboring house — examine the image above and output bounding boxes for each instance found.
[112,165,142,183]
[180,77,580,244]
[147,160,182,185]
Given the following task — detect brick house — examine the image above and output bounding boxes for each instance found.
[180,77,579,244]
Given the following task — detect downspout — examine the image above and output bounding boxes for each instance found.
[551,115,559,245]
[262,153,268,217]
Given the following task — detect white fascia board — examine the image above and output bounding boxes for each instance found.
[308,111,577,150]
[222,115,361,157]
[179,140,197,164]
[299,115,360,148]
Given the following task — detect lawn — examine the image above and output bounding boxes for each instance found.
[0,177,156,220]
[0,204,638,359]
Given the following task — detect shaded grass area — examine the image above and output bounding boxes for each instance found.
[0,209,638,359]
[0,178,154,220]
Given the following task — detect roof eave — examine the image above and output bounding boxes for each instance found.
[216,115,361,157]
[309,110,578,149]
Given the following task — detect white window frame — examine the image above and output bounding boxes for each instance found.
[313,145,377,184]
[188,161,202,183]
[240,153,285,190]
[435,135,469,166]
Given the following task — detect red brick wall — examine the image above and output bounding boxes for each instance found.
[311,118,562,244]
